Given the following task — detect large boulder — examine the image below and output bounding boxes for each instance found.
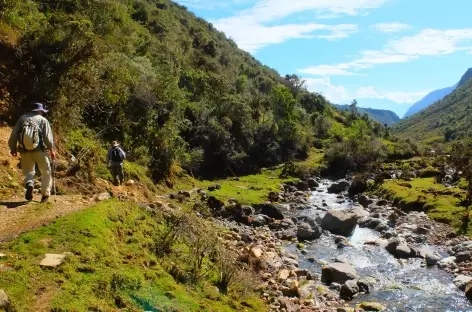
[0,290,10,310]
[321,210,359,237]
[327,181,350,194]
[254,204,285,220]
[297,222,322,241]
[321,262,359,284]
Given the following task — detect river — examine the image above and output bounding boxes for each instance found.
[285,180,471,312]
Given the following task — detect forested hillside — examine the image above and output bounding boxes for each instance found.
[0,0,394,182]
[393,78,472,144]
[334,104,400,126]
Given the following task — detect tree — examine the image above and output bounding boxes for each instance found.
[284,74,305,97]
[350,99,358,116]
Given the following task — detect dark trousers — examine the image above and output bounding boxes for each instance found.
[111,165,124,185]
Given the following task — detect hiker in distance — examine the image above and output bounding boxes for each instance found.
[107,141,126,186]
[8,103,55,203]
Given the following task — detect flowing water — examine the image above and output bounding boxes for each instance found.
[286,180,472,312]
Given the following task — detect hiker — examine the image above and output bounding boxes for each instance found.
[8,103,55,203]
[107,141,126,186]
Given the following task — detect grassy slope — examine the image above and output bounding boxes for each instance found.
[173,149,325,205]
[393,79,472,143]
[0,201,265,312]
[379,177,470,233]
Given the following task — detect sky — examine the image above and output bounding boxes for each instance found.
[176,0,472,117]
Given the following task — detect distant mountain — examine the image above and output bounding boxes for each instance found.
[334,104,400,126]
[393,78,472,143]
[403,68,472,119]
[403,85,456,118]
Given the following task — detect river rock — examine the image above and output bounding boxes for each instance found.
[280,218,296,229]
[278,269,290,281]
[454,275,472,291]
[321,210,359,237]
[307,178,319,189]
[328,181,350,194]
[456,251,471,263]
[0,290,10,309]
[437,256,457,270]
[297,222,322,241]
[425,252,442,266]
[251,214,271,227]
[388,212,399,223]
[394,244,413,259]
[296,181,310,191]
[340,279,359,299]
[359,195,374,208]
[255,204,285,220]
[321,263,359,284]
[348,180,367,196]
[466,281,472,300]
[208,196,225,211]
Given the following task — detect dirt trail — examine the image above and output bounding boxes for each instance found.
[0,195,93,242]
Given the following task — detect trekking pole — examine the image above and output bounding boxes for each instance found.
[53,160,57,203]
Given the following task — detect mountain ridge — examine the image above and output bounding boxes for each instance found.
[334,104,400,126]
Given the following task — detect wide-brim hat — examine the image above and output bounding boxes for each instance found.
[32,102,48,113]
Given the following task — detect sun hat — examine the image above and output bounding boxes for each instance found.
[32,102,48,113]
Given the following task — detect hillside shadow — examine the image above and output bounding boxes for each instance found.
[0,201,30,209]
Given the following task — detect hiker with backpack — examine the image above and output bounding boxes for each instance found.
[107,141,126,186]
[8,103,55,203]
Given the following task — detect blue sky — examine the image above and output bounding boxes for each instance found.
[176,0,472,117]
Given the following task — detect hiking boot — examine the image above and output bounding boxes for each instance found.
[40,195,49,203]
[25,185,34,201]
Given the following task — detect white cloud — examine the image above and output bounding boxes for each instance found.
[304,78,430,104]
[371,22,411,33]
[299,28,472,76]
[216,22,358,52]
[210,0,390,52]
[304,77,351,103]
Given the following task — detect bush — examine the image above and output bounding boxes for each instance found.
[326,137,387,176]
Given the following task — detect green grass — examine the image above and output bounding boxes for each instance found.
[173,167,296,205]
[379,177,471,235]
[0,201,265,312]
[172,149,325,205]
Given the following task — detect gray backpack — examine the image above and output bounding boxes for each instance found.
[19,118,42,151]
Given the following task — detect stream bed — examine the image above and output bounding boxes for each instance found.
[285,180,471,311]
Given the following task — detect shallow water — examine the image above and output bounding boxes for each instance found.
[287,180,472,312]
